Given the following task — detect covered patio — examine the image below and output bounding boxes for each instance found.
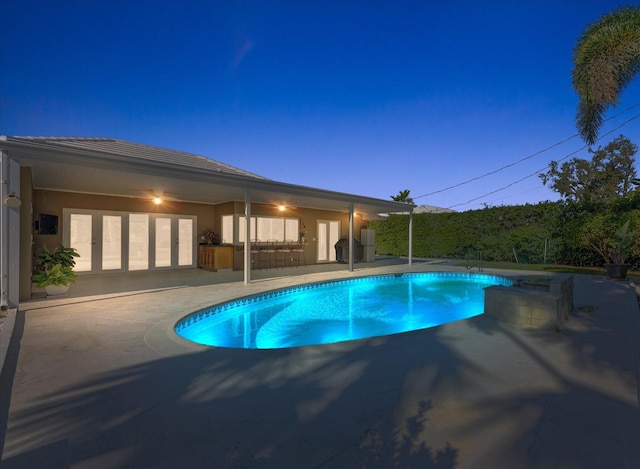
[0,136,414,309]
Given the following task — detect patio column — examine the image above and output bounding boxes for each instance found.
[243,190,251,284]
[408,208,413,266]
[0,151,20,309]
[348,203,354,272]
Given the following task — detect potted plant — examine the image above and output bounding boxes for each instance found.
[201,229,219,245]
[605,220,637,280]
[32,244,80,296]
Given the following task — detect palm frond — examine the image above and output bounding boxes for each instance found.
[572,6,640,144]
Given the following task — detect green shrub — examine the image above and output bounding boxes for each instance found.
[370,202,557,263]
[369,199,640,268]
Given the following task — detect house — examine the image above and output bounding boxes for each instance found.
[381,203,454,217]
[414,204,455,214]
[0,136,414,308]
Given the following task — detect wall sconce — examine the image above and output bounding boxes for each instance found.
[278,205,286,212]
[153,197,163,205]
[3,194,22,208]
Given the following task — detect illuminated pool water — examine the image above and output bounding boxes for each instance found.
[175,272,512,349]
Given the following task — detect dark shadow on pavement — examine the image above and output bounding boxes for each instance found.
[2,330,466,468]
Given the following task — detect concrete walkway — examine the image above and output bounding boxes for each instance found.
[1,260,639,468]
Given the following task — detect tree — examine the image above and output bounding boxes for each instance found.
[391,189,414,204]
[575,209,640,267]
[572,6,640,145]
[539,135,637,203]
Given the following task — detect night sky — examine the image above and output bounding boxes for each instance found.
[2,0,639,210]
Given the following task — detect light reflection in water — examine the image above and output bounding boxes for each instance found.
[176,273,512,349]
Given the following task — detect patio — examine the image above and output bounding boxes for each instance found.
[1,258,639,468]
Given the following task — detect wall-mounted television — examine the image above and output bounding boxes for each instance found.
[35,214,58,235]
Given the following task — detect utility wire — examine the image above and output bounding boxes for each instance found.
[413,103,640,201]
[482,183,554,204]
[447,112,640,209]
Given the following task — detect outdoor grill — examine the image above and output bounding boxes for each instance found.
[335,238,363,263]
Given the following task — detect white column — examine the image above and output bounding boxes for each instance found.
[0,151,7,309]
[0,151,20,308]
[408,208,413,266]
[348,203,354,272]
[243,191,251,284]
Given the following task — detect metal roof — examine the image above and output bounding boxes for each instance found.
[0,135,411,218]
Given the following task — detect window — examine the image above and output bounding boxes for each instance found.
[221,215,234,244]
[257,217,283,241]
[237,216,257,243]
[223,215,300,243]
[285,219,298,241]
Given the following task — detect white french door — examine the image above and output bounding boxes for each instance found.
[317,220,340,262]
[64,209,195,274]
[154,216,194,268]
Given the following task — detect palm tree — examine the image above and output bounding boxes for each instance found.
[391,189,414,204]
[572,6,640,145]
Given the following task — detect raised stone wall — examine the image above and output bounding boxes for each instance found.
[484,274,574,330]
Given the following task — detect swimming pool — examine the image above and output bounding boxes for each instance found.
[175,272,512,349]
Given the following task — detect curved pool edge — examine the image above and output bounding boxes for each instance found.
[173,271,514,350]
[145,318,210,357]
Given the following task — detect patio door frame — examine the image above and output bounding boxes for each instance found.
[316,219,340,263]
[63,209,196,274]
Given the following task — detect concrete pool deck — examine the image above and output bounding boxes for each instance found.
[1,258,639,468]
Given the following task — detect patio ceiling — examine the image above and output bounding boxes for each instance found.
[1,136,411,219]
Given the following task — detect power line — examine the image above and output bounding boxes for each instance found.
[446,145,587,209]
[474,184,556,207]
[413,103,640,201]
[414,134,580,200]
[447,112,640,210]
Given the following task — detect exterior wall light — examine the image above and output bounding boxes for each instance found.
[3,194,21,208]
[153,197,163,205]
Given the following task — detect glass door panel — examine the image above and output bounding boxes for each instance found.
[178,218,193,266]
[102,215,122,270]
[69,214,93,272]
[328,221,339,262]
[317,220,339,262]
[317,222,328,261]
[129,214,149,271]
[155,217,172,267]
[66,210,195,273]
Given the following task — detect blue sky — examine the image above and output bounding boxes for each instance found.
[2,0,639,211]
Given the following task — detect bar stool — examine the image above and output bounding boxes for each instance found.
[275,240,293,268]
[291,241,306,267]
[250,239,261,270]
[263,240,277,269]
